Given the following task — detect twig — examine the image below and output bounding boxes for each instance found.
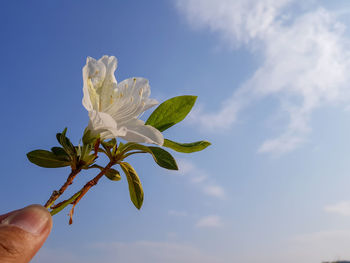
[68,161,115,224]
[44,168,82,208]
[44,139,101,209]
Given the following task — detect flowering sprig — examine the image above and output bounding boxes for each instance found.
[26,55,210,224]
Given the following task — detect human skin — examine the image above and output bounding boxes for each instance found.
[0,205,52,263]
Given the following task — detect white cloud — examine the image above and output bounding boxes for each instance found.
[176,0,350,154]
[34,231,350,263]
[237,230,350,263]
[92,241,226,263]
[176,0,294,46]
[202,184,225,198]
[34,241,226,263]
[175,159,226,199]
[258,132,306,154]
[203,185,226,199]
[176,158,196,175]
[195,215,222,228]
[324,200,350,216]
[32,248,81,263]
[286,230,350,263]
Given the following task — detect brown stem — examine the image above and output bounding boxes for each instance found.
[68,161,115,224]
[94,138,101,156]
[45,139,100,210]
[44,168,82,209]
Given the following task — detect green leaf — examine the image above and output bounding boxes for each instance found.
[82,128,100,145]
[56,128,76,157]
[80,144,92,160]
[50,191,81,216]
[103,138,117,149]
[61,127,68,137]
[119,143,178,170]
[101,139,117,159]
[51,147,71,161]
[163,139,211,153]
[148,147,178,170]
[105,168,121,181]
[120,162,144,209]
[27,150,71,168]
[145,95,197,132]
[81,154,96,167]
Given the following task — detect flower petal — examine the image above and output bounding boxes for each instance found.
[86,57,106,87]
[98,56,118,111]
[106,78,158,122]
[120,119,164,145]
[88,110,127,140]
[82,57,107,111]
[82,56,161,144]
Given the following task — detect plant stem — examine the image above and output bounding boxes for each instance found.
[44,168,82,209]
[45,139,100,210]
[68,160,115,224]
[94,138,101,156]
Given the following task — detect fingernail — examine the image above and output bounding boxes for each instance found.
[1,205,51,235]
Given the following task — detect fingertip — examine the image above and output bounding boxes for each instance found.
[0,205,53,263]
[1,205,52,236]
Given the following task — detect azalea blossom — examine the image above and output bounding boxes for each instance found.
[82,55,164,145]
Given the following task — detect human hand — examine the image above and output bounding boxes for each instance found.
[0,205,52,263]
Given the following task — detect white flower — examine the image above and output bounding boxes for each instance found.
[82,55,164,145]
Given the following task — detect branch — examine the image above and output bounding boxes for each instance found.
[44,168,82,208]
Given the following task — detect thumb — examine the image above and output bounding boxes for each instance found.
[0,205,52,263]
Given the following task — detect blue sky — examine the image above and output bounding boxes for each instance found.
[2,0,350,262]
